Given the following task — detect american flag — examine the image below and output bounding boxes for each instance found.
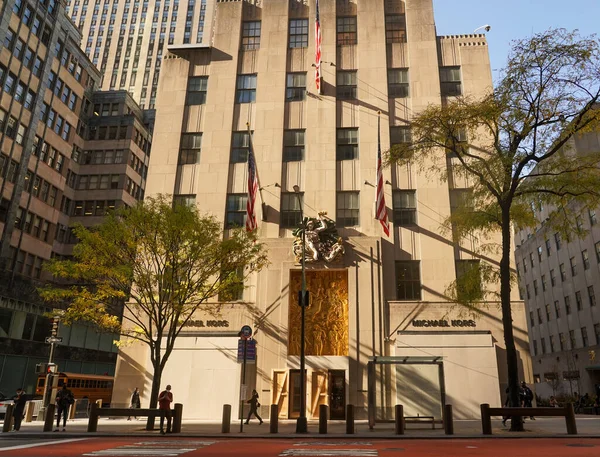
[246,129,259,232]
[375,115,390,237]
[315,0,322,94]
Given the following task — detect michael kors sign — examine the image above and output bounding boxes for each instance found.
[182,320,229,328]
[411,319,476,328]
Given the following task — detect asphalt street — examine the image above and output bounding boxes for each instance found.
[0,438,598,457]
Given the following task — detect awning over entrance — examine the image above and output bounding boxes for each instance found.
[585,365,600,371]
[369,356,442,364]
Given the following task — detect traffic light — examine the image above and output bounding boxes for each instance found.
[51,317,59,337]
[35,363,57,374]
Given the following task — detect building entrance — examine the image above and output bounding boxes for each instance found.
[287,369,346,419]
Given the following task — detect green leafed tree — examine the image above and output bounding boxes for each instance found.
[41,195,268,408]
[386,29,600,431]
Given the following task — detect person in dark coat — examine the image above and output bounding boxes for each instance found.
[521,381,535,420]
[12,388,27,431]
[128,387,141,420]
[158,385,173,434]
[245,389,263,425]
[55,384,74,432]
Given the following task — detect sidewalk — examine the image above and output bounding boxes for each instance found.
[2,416,600,439]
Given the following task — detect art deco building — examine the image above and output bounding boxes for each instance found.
[64,0,217,107]
[514,132,600,399]
[114,0,533,421]
[0,0,152,394]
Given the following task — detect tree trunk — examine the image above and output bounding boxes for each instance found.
[500,205,524,432]
[148,351,163,409]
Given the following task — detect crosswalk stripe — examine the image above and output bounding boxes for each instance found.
[294,443,373,446]
[82,440,215,456]
[280,451,378,456]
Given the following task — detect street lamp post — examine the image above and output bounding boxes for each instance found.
[293,185,308,433]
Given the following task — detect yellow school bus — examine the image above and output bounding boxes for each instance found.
[36,372,114,406]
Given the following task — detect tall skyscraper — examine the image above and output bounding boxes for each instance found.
[65,0,216,107]
[0,0,152,393]
[113,0,533,421]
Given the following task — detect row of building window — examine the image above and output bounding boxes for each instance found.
[11,247,45,280]
[40,103,73,143]
[178,126,412,166]
[31,135,66,173]
[48,72,80,113]
[532,323,600,355]
[530,287,597,329]
[12,0,54,46]
[240,15,406,51]
[0,108,27,146]
[1,65,37,112]
[221,190,417,230]
[70,199,119,217]
[23,170,60,208]
[14,208,52,243]
[3,32,45,79]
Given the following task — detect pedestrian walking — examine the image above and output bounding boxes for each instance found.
[245,389,263,425]
[158,385,173,434]
[12,388,27,431]
[128,387,141,420]
[55,384,74,432]
[502,386,510,426]
[521,381,535,420]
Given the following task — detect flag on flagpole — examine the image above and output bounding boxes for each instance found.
[315,0,322,94]
[246,126,259,232]
[375,114,390,237]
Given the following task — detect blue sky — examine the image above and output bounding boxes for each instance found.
[433,0,600,79]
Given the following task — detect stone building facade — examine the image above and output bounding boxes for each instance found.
[114,0,532,421]
[515,131,600,400]
[0,0,152,394]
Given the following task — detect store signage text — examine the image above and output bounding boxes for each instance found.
[411,319,476,328]
[183,320,229,328]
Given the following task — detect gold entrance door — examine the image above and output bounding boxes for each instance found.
[288,369,304,419]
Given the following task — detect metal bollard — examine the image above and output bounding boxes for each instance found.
[319,404,328,434]
[172,403,183,433]
[43,404,55,432]
[221,404,231,433]
[2,404,14,433]
[345,404,354,434]
[394,404,404,435]
[443,404,454,435]
[269,404,278,434]
[480,403,492,435]
[565,403,577,435]
[87,402,99,432]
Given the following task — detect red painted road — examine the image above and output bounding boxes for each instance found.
[3,438,600,457]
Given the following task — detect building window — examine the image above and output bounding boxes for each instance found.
[582,327,589,347]
[582,249,590,270]
[336,128,358,160]
[289,18,308,48]
[522,258,527,273]
[532,340,538,356]
[236,74,257,104]
[179,133,202,164]
[173,195,196,207]
[533,279,538,296]
[337,17,357,45]
[286,73,306,102]
[589,209,597,226]
[559,263,566,281]
[554,232,561,250]
[570,256,577,276]
[537,245,543,262]
[554,300,560,318]
[575,291,583,311]
[529,311,534,327]
[526,284,530,299]
[393,190,417,226]
[231,131,251,163]
[396,261,421,300]
[541,274,547,291]
[283,130,305,162]
[336,191,360,227]
[385,15,406,43]
[186,76,208,105]
[225,194,247,228]
[565,295,571,315]
[589,285,596,307]
[390,125,412,150]
[455,259,482,300]
[241,21,261,50]
[537,308,543,324]
[280,192,303,228]
[336,71,357,100]
[529,252,534,267]
[595,324,600,345]
[439,66,462,97]
[569,329,576,349]
[559,333,566,351]
[540,337,546,354]
[388,68,409,98]
[550,269,556,287]
[545,238,551,256]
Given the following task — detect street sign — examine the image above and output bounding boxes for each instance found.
[240,325,253,339]
[45,336,63,344]
[237,339,256,363]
